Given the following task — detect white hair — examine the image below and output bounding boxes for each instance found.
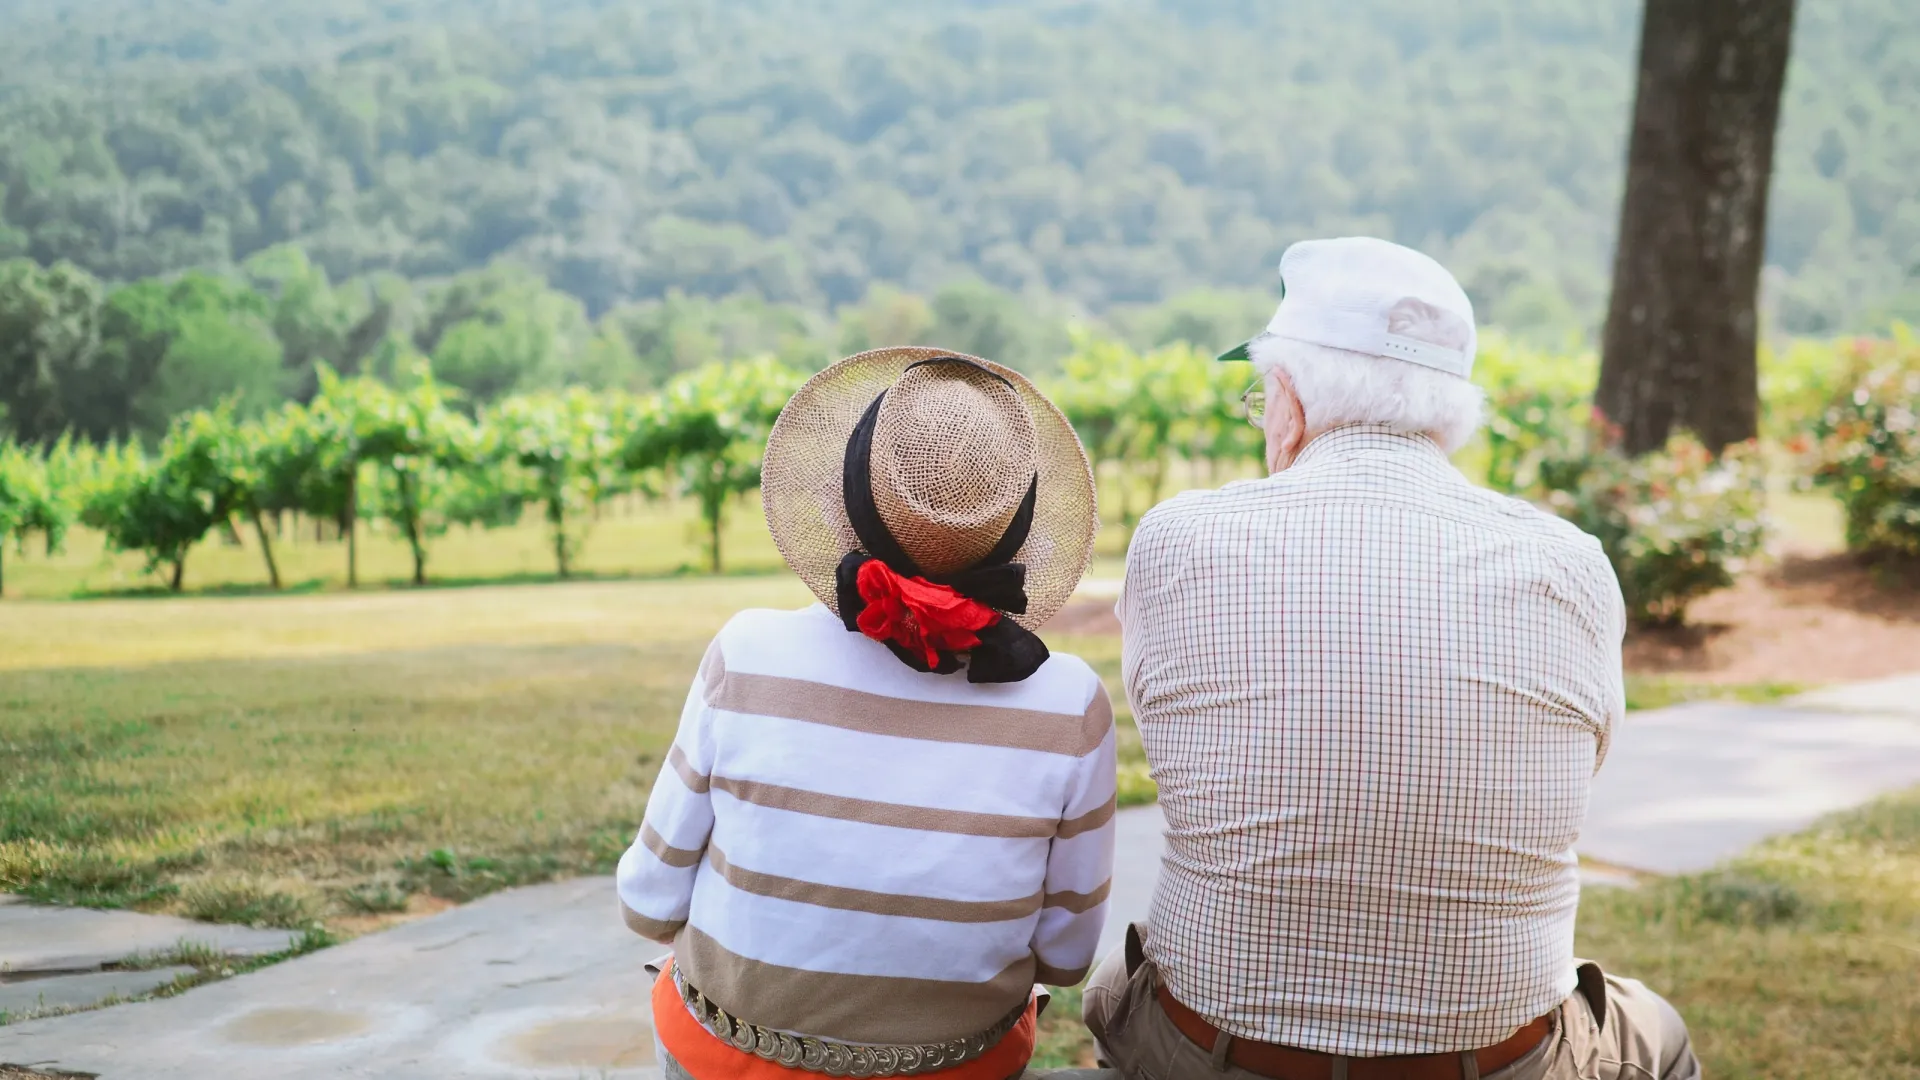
[1250,335,1485,454]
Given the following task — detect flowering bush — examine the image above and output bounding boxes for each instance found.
[1804,334,1920,557]
[1472,336,1595,495]
[1540,421,1768,628]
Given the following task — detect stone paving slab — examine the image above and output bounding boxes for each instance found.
[0,967,195,1017]
[1580,702,1920,874]
[1787,673,1920,718]
[0,876,662,1080]
[0,903,299,974]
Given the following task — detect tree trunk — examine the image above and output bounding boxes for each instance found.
[400,474,426,586]
[704,478,725,575]
[1596,0,1797,455]
[169,555,186,592]
[1,544,7,598]
[1147,451,1169,510]
[251,509,283,590]
[345,469,359,588]
[551,498,570,578]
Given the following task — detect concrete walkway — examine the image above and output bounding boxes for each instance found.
[6,686,1920,1077]
[0,898,298,1021]
[2,877,663,1079]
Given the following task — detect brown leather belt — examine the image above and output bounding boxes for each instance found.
[1154,984,1552,1080]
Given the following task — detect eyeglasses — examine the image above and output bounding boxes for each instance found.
[1240,383,1265,428]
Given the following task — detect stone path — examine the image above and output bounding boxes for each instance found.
[0,897,298,977]
[1580,697,1920,873]
[2,877,663,1079]
[0,896,299,1024]
[6,685,1920,1077]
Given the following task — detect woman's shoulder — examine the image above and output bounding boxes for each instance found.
[1033,649,1101,695]
[711,604,838,651]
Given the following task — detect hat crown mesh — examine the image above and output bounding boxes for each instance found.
[870,362,1039,575]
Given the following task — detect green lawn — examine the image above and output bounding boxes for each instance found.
[3,575,1912,1075]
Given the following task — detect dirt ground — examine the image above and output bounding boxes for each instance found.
[1624,553,1920,684]
[1045,553,1920,687]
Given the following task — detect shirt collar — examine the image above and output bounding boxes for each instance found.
[1289,423,1449,471]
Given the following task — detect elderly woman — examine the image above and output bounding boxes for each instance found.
[617,348,1116,1080]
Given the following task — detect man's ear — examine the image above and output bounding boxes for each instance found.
[1271,369,1307,461]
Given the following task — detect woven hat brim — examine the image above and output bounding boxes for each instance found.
[761,347,1098,631]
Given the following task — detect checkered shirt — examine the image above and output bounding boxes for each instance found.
[1118,424,1626,1055]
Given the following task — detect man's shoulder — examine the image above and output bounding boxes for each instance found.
[1135,474,1611,570]
[1135,479,1274,534]
[1457,485,1610,561]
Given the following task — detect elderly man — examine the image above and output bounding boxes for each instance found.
[1083,238,1700,1080]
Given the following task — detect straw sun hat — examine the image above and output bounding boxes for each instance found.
[762,347,1097,683]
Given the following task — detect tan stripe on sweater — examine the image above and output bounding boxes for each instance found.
[666,745,709,794]
[707,846,1042,923]
[1042,879,1111,914]
[677,925,1034,1045]
[620,899,684,943]
[711,775,1058,838]
[704,650,1110,757]
[1057,793,1116,839]
[640,822,703,868]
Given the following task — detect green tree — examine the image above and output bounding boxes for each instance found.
[604,291,829,388]
[927,280,1066,373]
[242,245,391,398]
[835,285,935,358]
[418,265,593,407]
[0,439,71,596]
[486,388,627,578]
[0,0,1913,338]
[1049,333,1212,532]
[0,260,103,444]
[85,408,245,592]
[634,357,802,574]
[302,366,384,587]
[351,367,474,586]
[226,405,336,591]
[129,276,287,435]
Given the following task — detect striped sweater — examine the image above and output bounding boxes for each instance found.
[617,603,1117,1046]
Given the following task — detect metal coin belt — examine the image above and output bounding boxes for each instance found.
[673,966,1028,1077]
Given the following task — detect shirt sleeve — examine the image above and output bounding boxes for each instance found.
[1590,553,1628,772]
[1030,681,1119,986]
[616,636,721,942]
[1118,507,1194,724]
[1555,535,1628,773]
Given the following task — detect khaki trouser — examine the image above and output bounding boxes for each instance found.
[1082,931,1700,1080]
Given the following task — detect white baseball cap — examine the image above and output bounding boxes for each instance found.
[1217,236,1478,379]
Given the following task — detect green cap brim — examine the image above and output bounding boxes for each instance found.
[1215,340,1254,363]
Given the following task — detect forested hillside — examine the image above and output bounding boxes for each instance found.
[1,0,1915,344]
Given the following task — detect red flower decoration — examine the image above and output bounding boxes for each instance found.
[854,559,1001,668]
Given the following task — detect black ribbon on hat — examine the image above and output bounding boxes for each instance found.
[833,363,1050,683]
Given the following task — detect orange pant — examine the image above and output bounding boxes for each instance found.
[651,958,1037,1080]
